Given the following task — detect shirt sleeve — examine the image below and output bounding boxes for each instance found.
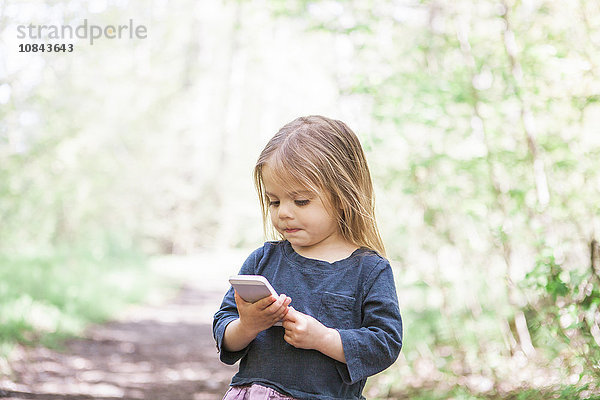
[212,246,263,365]
[335,260,403,384]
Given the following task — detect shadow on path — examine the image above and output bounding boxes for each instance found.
[1,285,237,400]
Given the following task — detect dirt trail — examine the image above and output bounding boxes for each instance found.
[0,250,249,400]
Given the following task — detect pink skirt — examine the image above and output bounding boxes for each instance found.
[222,384,299,400]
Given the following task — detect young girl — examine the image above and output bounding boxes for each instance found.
[213,115,403,400]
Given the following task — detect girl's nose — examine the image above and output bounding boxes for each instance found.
[277,201,293,219]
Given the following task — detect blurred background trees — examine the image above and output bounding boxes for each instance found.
[1,0,599,397]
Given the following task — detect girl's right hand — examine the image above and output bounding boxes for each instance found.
[234,291,292,335]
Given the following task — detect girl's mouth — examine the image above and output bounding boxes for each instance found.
[285,228,300,233]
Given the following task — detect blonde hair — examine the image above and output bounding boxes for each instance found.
[253,115,386,257]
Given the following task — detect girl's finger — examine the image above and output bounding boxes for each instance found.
[283,307,298,322]
[283,296,292,307]
[266,294,286,313]
[277,307,288,320]
[278,297,291,314]
[256,295,277,310]
[283,332,293,344]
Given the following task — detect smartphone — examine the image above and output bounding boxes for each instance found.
[228,275,278,303]
[228,275,283,326]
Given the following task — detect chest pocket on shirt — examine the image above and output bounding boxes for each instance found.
[318,292,356,330]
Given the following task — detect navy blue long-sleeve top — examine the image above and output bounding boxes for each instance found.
[213,240,403,400]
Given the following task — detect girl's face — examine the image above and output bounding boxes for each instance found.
[262,165,345,258]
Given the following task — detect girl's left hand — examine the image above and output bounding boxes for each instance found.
[281,307,327,350]
[282,307,347,363]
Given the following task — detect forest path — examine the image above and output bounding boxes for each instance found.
[0,250,249,400]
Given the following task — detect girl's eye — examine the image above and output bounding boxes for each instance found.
[295,200,310,206]
[268,200,280,207]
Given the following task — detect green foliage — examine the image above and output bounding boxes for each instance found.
[0,243,155,357]
[524,247,600,380]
